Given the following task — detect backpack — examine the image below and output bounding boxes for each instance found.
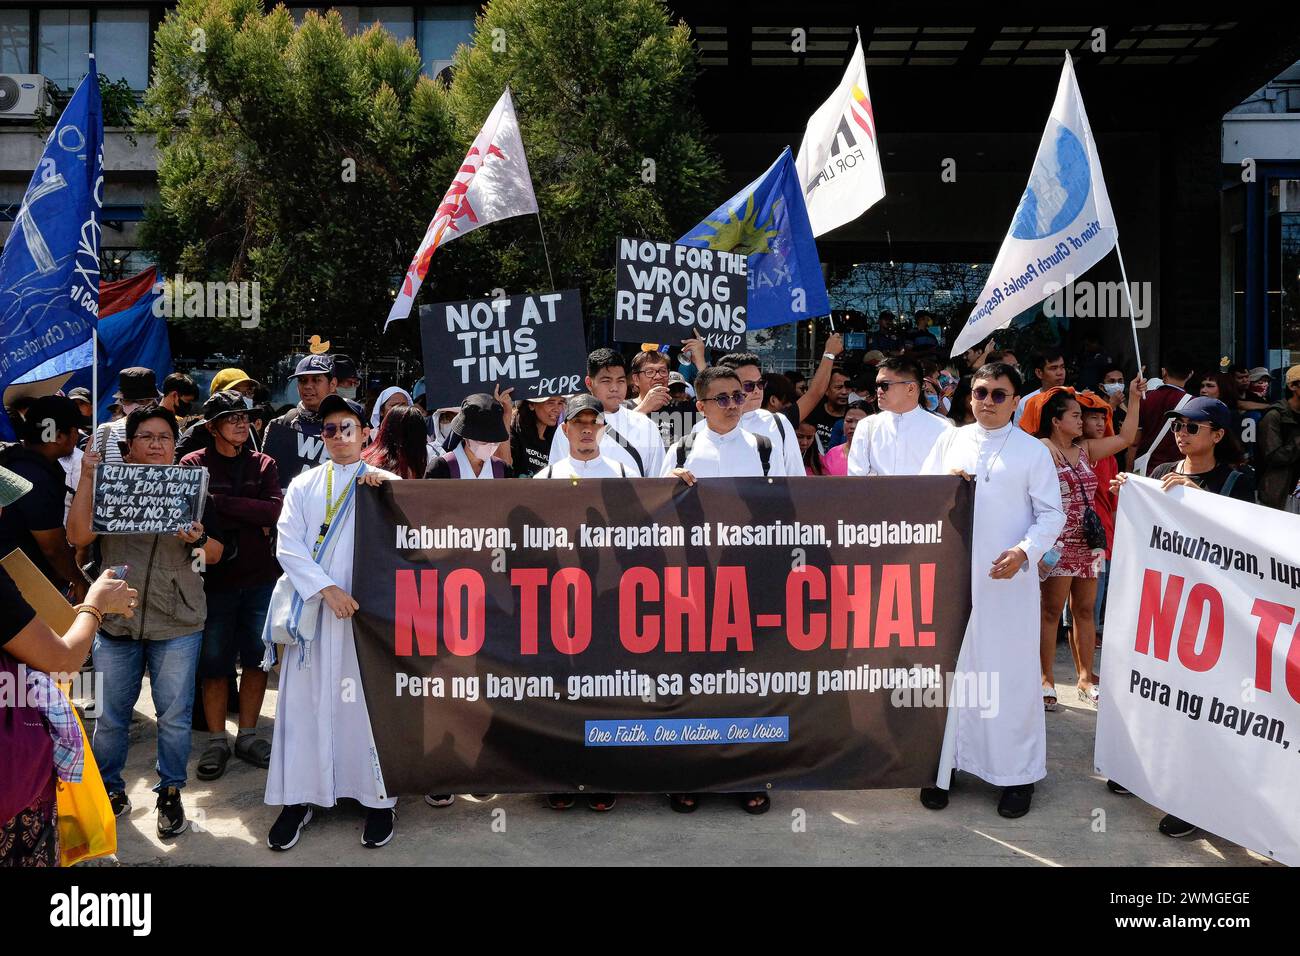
[675,431,772,476]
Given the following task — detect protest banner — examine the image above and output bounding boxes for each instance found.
[419,289,589,410]
[91,463,207,534]
[261,422,329,489]
[613,237,748,351]
[351,476,974,795]
[1096,477,1300,866]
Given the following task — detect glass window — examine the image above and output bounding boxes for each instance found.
[364,6,414,43]
[0,9,31,74]
[94,9,150,91]
[417,5,476,76]
[38,8,90,90]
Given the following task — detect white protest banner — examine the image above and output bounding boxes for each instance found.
[386,87,539,329]
[950,54,1118,356]
[1096,476,1300,865]
[612,237,748,351]
[794,35,886,238]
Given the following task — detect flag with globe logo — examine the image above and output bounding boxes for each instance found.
[678,147,830,331]
[951,54,1117,356]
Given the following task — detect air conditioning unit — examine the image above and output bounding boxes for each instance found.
[0,74,50,119]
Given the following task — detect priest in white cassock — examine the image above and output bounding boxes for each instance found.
[534,395,632,479]
[918,362,1064,819]
[264,394,400,852]
[847,356,952,476]
[688,352,803,476]
[549,349,664,478]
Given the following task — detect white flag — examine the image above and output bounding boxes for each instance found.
[795,37,886,237]
[386,87,538,329]
[951,54,1117,356]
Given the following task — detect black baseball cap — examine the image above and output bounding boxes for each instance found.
[564,394,605,421]
[1165,397,1232,431]
[291,355,334,378]
[317,394,366,424]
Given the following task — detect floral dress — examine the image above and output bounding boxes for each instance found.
[1049,444,1100,579]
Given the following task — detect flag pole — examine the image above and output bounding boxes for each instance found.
[91,329,98,433]
[1113,240,1144,381]
[535,213,556,290]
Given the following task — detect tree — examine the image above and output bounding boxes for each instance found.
[441,0,723,345]
[138,0,458,376]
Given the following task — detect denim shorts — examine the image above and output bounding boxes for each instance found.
[198,583,274,678]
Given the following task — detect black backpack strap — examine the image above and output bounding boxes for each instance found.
[755,434,772,477]
[772,414,786,442]
[1221,468,1241,497]
[674,431,697,469]
[491,459,507,479]
[604,425,645,476]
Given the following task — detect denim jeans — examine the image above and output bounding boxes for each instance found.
[91,631,202,795]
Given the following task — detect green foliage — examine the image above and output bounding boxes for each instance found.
[139,0,723,376]
[138,0,455,373]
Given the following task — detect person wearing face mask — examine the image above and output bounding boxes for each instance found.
[425,393,514,479]
[429,405,460,456]
[176,368,262,458]
[90,367,162,465]
[160,373,200,421]
[330,354,362,403]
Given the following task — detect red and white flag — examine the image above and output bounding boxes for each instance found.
[386,87,538,329]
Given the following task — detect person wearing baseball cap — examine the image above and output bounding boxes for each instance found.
[264,387,400,851]
[509,394,566,478]
[533,395,629,480]
[1256,365,1300,510]
[179,391,284,781]
[268,355,337,440]
[1115,397,1255,503]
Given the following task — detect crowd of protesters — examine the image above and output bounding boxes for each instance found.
[3,322,1299,865]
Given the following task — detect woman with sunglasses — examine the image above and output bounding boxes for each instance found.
[1021,374,1145,710]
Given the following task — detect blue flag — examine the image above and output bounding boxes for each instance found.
[0,59,103,439]
[678,147,829,332]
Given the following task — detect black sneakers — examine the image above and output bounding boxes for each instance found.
[108,790,132,817]
[156,787,189,838]
[1158,813,1199,838]
[362,807,395,848]
[267,804,313,851]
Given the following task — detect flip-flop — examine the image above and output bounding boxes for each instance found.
[197,742,230,780]
[545,794,576,810]
[739,792,770,815]
[1042,682,1058,712]
[669,793,699,813]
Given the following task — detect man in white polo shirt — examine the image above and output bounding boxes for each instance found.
[549,349,664,477]
[846,356,951,477]
[689,352,802,477]
[534,395,631,479]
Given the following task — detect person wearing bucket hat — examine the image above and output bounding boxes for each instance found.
[90,366,164,466]
[179,390,284,780]
[425,393,513,479]
[0,461,139,867]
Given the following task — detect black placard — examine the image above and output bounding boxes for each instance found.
[418,289,589,409]
[91,463,207,534]
[261,422,329,489]
[613,236,748,351]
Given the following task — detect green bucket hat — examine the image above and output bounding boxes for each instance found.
[0,463,33,507]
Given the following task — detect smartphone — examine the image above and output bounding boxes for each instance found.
[106,564,130,579]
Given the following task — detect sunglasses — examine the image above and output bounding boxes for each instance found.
[218,413,250,426]
[876,380,917,392]
[1171,419,1218,435]
[739,379,763,393]
[322,422,360,439]
[971,386,1012,404]
[702,390,746,408]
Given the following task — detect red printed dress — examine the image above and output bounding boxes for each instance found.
[1049,444,1100,579]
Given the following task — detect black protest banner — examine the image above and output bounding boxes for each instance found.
[261,422,328,489]
[419,289,589,410]
[92,463,208,534]
[613,237,748,352]
[351,476,973,795]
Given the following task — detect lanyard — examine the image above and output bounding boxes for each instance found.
[317,463,348,547]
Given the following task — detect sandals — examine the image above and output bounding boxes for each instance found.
[196,741,231,780]
[739,792,771,815]
[1078,683,1100,706]
[545,793,576,810]
[669,793,699,813]
[1042,682,1058,712]
[587,793,616,812]
[235,736,273,769]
